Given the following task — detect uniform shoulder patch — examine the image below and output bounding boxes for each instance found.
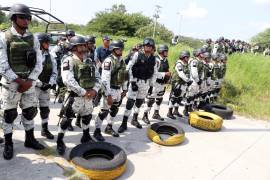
[63,61,70,71]
[103,62,111,70]
[192,61,197,67]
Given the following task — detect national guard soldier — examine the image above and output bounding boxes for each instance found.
[118,38,158,133]
[56,36,101,155]
[200,52,212,106]
[167,51,192,118]
[35,32,57,139]
[142,44,171,123]
[202,38,212,53]
[85,35,96,61]
[0,3,45,160]
[93,40,128,141]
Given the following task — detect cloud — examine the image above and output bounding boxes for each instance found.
[248,21,270,31]
[254,0,270,4]
[179,2,208,19]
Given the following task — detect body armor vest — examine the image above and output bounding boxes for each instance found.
[132,52,155,80]
[39,54,53,83]
[110,55,128,87]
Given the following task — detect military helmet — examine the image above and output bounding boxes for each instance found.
[66,30,75,37]
[109,40,124,51]
[157,44,169,53]
[9,4,31,20]
[143,37,155,47]
[36,33,50,43]
[206,38,212,43]
[218,36,225,42]
[85,35,96,44]
[69,36,86,49]
[193,48,202,57]
[179,51,190,59]
[203,52,211,59]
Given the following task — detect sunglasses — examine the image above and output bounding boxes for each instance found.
[17,14,32,21]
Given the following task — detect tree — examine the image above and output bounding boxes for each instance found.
[251,28,270,47]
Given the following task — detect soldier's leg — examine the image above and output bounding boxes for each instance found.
[80,114,94,143]
[94,96,108,141]
[132,99,144,128]
[105,101,120,137]
[152,97,165,120]
[167,91,177,119]
[142,98,154,124]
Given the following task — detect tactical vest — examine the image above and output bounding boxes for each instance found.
[203,63,212,80]
[5,29,35,78]
[73,57,96,89]
[39,54,53,83]
[132,52,155,80]
[172,60,189,84]
[158,57,169,72]
[109,55,128,87]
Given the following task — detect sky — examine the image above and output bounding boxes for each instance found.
[1,0,270,41]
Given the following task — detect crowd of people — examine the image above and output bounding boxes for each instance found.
[0,3,236,160]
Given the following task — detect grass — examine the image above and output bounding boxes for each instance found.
[219,53,270,120]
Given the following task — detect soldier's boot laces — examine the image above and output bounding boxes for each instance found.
[152,110,164,121]
[93,128,105,142]
[41,123,54,140]
[105,124,119,137]
[142,112,150,124]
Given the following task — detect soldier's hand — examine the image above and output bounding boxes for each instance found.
[165,72,171,77]
[40,83,51,91]
[17,79,33,93]
[107,95,113,106]
[85,89,97,99]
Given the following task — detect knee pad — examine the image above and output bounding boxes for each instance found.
[155,98,163,106]
[39,107,50,119]
[82,114,92,125]
[22,107,37,120]
[98,109,109,120]
[60,117,72,130]
[110,105,119,117]
[135,99,144,108]
[175,97,182,105]
[4,109,18,124]
[147,98,155,107]
[126,99,135,110]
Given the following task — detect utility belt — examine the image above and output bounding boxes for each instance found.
[67,91,79,97]
[156,78,167,84]
[111,85,121,89]
[17,72,30,79]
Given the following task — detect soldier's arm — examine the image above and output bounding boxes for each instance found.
[149,57,159,86]
[176,62,189,82]
[101,58,112,96]
[155,58,166,80]
[49,53,58,85]
[28,36,43,80]
[0,33,18,82]
[93,63,101,93]
[190,61,200,83]
[127,51,138,82]
[61,58,86,96]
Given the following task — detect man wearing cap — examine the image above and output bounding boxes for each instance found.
[0,3,45,160]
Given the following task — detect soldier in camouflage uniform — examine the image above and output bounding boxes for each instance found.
[202,38,212,53]
[56,36,101,155]
[0,4,45,160]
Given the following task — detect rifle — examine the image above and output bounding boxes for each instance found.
[57,92,72,126]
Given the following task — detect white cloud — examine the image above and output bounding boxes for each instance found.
[254,0,270,4]
[249,21,270,31]
[179,2,208,19]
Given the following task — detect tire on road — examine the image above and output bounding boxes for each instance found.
[189,111,223,131]
[147,122,185,146]
[203,103,233,119]
[69,142,127,180]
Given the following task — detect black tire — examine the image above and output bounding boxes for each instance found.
[150,122,185,136]
[69,142,127,179]
[203,103,233,119]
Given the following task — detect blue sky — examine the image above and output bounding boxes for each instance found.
[1,0,270,41]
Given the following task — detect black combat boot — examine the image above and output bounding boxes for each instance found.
[67,123,74,131]
[0,137,3,144]
[167,108,176,119]
[173,107,182,117]
[41,123,54,140]
[104,124,119,137]
[93,128,105,142]
[152,110,164,121]
[131,113,142,129]
[142,112,150,124]
[75,115,81,128]
[56,133,66,155]
[24,129,45,150]
[118,117,128,133]
[183,105,189,117]
[3,133,13,160]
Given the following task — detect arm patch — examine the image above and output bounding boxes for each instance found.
[192,61,197,67]
[103,62,111,70]
[63,61,70,71]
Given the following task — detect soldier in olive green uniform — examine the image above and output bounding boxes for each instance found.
[93,40,128,141]
[56,36,101,155]
[0,4,45,160]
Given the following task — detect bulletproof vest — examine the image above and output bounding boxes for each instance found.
[172,60,189,84]
[158,57,169,72]
[110,55,128,87]
[132,52,155,80]
[73,57,96,89]
[5,29,35,78]
[39,53,53,83]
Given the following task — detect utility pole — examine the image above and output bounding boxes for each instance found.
[152,5,162,39]
[177,12,183,37]
[49,0,51,21]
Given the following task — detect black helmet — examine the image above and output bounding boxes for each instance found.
[66,30,75,37]
[69,36,86,48]
[143,37,155,47]
[157,44,169,53]
[9,4,31,20]
[85,35,96,44]
[109,40,124,51]
[179,51,190,59]
[206,38,212,43]
[36,33,50,43]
